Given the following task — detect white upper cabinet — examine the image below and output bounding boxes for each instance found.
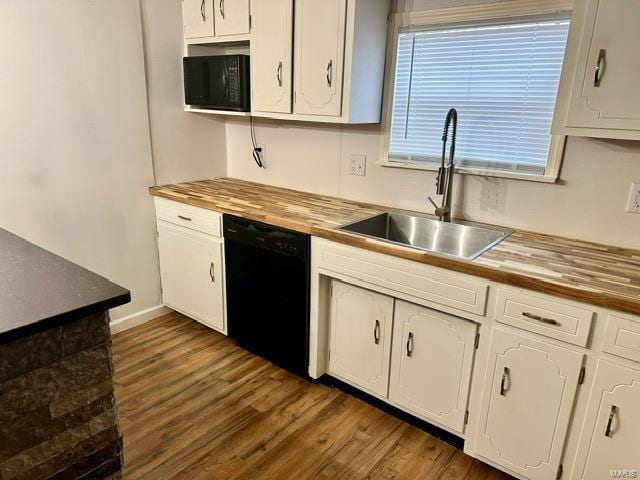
[252,0,293,114]
[214,0,250,37]
[573,360,640,480]
[474,328,584,480]
[389,301,477,434]
[329,281,394,398]
[278,0,389,123]
[182,0,390,123]
[554,0,640,139]
[293,0,347,117]
[183,0,215,38]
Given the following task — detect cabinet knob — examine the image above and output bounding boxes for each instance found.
[604,404,618,437]
[277,61,283,87]
[594,49,606,87]
[406,332,414,357]
[500,366,510,396]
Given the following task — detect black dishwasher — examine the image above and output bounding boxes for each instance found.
[223,215,310,378]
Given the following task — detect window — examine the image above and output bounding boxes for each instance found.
[388,15,570,178]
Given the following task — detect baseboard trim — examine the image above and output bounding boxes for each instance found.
[109,305,172,334]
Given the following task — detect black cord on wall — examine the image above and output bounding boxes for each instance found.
[250,116,264,168]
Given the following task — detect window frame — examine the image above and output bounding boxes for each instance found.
[380,0,573,183]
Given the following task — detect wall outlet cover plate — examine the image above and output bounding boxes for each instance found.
[349,154,366,176]
[627,182,640,214]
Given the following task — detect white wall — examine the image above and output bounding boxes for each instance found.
[227,122,640,251]
[226,1,640,249]
[0,0,161,319]
[140,0,228,185]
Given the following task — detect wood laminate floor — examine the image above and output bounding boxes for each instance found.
[112,313,512,480]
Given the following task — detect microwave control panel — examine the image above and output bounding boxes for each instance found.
[228,63,240,105]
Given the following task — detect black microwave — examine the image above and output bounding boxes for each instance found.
[183,55,250,112]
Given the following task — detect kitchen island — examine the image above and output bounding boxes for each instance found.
[0,228,130,480]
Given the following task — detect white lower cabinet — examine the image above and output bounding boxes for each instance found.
[389,301,477,434]
[157,221,225,333]
[474,328,584,480]
[329,281,394,398]
[328,280,478,434]
[573,360,640,480]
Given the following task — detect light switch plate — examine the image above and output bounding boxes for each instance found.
[627,182,640,214]
[349,154,366,176]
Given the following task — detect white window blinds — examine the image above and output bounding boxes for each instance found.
[389,16,570,175]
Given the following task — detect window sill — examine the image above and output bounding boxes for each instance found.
[378,160,559,184]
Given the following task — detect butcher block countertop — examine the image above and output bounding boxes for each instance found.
[150,178,640,316]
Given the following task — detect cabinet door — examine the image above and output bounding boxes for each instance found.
[389,301,477,434]
[474,328,584,480]
[567,1,640,131]
[293,0,346,117]
[574,360,640,480]
[214,0,250,37]
[157,222,225,333]
[329,281,394,398]
[252,0,293,113]
[183,0,215,39]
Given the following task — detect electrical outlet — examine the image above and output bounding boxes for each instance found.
[349,154,366,176]
[627,182,640,214]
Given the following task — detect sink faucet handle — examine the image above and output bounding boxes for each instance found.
[427,196,440,210]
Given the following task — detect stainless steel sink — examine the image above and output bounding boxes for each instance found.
[339,211,512,260]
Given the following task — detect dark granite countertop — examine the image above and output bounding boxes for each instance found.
[0,228,130,342]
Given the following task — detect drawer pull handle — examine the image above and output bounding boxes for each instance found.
[209,262,215,283]
[219,0,225,19]
[594,48,606,87]
[373,319,380,345]
[200,0,206,21]
[500,366,510,396]
[605,405,617,437]
[178,215,192,222]
[326,60,333,87]
[406,332,414,357]
[522,311,560,326]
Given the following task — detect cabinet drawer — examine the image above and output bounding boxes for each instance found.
[155,198,222,237]
[603,314,640,363]
[495,288,594,347]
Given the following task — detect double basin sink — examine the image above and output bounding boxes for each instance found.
[339,211,512,260]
